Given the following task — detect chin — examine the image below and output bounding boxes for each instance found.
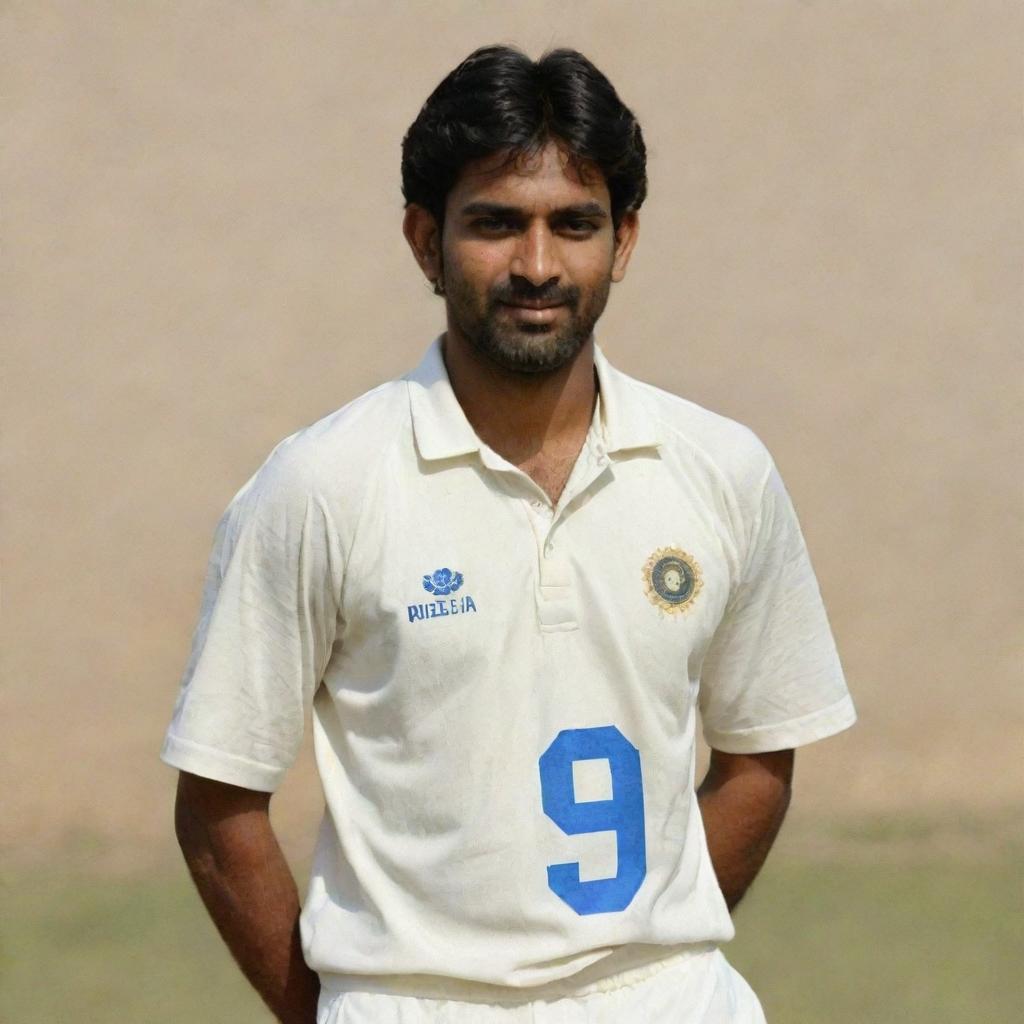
[483,333,586,375]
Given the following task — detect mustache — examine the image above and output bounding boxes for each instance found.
[494,287,577,306]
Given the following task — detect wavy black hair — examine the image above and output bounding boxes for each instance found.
[401,44,647,242]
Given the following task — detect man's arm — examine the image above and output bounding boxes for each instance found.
[174,771,320,1024]
[696,747,794,910]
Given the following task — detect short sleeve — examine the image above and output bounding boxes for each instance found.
[160,443,343,791]
[698,459,856,753]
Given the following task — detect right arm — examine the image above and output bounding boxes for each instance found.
[164,446,343,1021]
[174,771,320,1024]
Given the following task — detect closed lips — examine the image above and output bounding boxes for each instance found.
[503,301,564,309]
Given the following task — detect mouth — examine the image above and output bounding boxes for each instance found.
[501,300,565,310]
[499,302,566,324]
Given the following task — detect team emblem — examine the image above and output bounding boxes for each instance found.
[422,567,464,596]
[642,547,702,613]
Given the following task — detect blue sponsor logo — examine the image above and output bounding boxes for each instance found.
[409,567,477,623]
[422,567,464,596]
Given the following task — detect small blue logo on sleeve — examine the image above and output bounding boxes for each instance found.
[422,567,464,596]
[409,568,477,623]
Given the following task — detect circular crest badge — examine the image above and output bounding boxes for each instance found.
[643,547,702,613]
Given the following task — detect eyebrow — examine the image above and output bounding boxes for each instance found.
[460,201,608,220]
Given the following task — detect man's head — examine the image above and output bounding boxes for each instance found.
[401,45,647,375]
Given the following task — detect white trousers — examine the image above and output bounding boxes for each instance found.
[317,946,767,1023]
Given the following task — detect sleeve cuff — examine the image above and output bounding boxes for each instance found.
[703,693,857,754]
[160,732,286,792]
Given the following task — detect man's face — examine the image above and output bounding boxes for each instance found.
[433,139,638,375]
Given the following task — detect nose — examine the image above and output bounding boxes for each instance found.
[509,221,562,289]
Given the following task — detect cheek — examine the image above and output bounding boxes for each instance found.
[449,242,511,285]
[571,248,616,286]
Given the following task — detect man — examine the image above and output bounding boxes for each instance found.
[162,44,856,1023]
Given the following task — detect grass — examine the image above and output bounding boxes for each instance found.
[1,859,268,1023]
[2,834,1021,1023]
[728,857,1023,1024]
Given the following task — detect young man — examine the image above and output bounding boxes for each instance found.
[162,44,856,1023]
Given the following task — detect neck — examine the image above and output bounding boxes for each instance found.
[441,328,597,466]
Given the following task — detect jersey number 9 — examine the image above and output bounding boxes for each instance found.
[538,725,647,915]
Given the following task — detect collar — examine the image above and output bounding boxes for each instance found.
[405,332,662,462]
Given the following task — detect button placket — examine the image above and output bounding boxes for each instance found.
[520,494,573,628]
[481,418,606,632]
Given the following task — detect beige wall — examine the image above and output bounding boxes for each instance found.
[3,1,1021,860]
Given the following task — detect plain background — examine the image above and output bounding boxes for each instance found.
[2,1,1020,876]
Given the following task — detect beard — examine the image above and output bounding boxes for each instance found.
[441,264,613,375]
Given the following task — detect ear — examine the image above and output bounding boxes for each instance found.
[610,211,639,284]
[403,204,444,291]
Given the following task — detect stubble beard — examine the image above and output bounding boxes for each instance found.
[442,267,613,376]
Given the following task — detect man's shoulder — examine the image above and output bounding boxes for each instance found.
[288,376,410,461]
[236,377,411,506]
[615,367,773,495]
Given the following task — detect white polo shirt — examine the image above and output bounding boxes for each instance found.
[161,333,855,990]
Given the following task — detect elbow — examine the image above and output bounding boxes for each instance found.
[174,788,201,856]
[761,757,793,818]
[777,777,793,816]
[173,776,213,862]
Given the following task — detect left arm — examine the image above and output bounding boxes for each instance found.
[696,747,793,910]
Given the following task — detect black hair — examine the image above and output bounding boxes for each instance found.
[401,44,647,240]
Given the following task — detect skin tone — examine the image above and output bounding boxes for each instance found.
[174,773,320,1024]
[697,748,795,910]
[175,134,795,1024]
[402,138,638,504]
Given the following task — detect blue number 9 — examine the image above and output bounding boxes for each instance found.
[538,725,647,915]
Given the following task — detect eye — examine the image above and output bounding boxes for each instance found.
[474,216,514,231]
[563,219,597,234]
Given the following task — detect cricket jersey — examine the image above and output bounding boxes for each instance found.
[161,332,856,990]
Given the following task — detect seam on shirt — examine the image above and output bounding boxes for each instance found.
[318,943,719,1005]
[161,732,285,791]
[737,457,774,584]
[630,379,768,500]
[337,384,413,609]
[628,377,773,590]
[703,694,856,752]
[308,379,408,560]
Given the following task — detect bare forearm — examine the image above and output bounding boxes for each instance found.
[696,749,793,910]
[175,778,319,1024]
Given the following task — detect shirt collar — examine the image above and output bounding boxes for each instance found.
[405,332,662,462]
[592,337,663,454]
